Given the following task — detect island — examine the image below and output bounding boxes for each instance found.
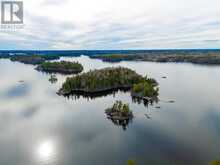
[58,67,159,101]
[36,61,83,74]
[10,55,60,65]
[58,67,144,95]
[105,100,133,120]
[105,100,133,130]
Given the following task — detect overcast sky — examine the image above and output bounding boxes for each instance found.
[0,0,220,50]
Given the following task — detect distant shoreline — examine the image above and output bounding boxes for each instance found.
[1,49,220,65]
[89,52,220,65]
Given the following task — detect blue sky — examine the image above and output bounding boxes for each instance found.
[0,0,220,50]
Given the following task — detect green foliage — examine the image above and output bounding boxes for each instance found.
[10,55,45,65]
[91,51,220,65]
[61,67,144,93]
[91,54,135,62]
[132,78,159,98]
[106,100,132,117]
[40,55,60,60]
[41,61,83,70]
[132,83,143,93]
[144,76,158,87]
[127,159,136,165]
[9,55,61,65]
[210,160,220,165]
[40,61,83,74]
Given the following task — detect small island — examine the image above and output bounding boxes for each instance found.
[58,67,159,101]
[105,101,133,130]
[58,67,144,95]
[105,101,133,120]
[36,61,83,74]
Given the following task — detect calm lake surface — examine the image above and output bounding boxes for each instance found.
[0,56,220,165]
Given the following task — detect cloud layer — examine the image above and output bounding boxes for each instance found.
[0,0,220,49]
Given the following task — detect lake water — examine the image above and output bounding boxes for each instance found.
[0,56,220,165]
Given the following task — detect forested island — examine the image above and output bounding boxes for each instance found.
[58,67,143,95]
[105,101,133,120]
[36,61,83,74]
[58,67,159,100]
[105,101,133,130]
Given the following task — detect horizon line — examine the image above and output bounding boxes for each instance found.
[1,48,220,51]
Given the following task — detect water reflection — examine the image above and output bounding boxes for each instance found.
[4,83,30,98]
[106,116,133,130]
[131,96,159,107]
[36,140,57,164]
[1,57,220,165]
[63,89,159,108]
[63,88,130,100]
[48,74,58,84]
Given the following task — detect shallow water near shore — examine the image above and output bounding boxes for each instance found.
[1,56,220,165]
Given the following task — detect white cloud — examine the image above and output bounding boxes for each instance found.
[0,0,220,49]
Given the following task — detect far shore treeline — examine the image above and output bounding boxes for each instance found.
[1,49,220,65]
